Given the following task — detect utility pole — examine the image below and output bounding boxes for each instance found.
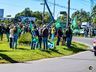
[43,1,45,25]
[53,0,55,18]
[41,1,46,25]
[67,0,70,28]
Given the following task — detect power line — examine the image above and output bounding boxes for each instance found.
[48,1,77,10]
[33,0,77,10]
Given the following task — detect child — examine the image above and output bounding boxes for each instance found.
[31,36,38,50]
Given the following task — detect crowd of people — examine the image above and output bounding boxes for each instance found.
[0,22,73,50]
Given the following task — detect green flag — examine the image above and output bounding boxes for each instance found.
[17,26,21,34]
[15,24,21,35]
[55,19,61,28]
[72,16,77,29]
[29,22,33,32]
[21,19,26,24]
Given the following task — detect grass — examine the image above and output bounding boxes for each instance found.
[0,35,88,64]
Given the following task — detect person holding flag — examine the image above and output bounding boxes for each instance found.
[30,21,38,49]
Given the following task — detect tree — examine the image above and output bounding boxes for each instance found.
[44,12,51,24]
[15,8,51,26]
[15,8,33,17]
[57,11,67,23]
[91,5,96,27]
[71,9,90,25]
[92,5,96,18]
[35,19,42,25]
[32,11,42,20]
[24,8,32,17]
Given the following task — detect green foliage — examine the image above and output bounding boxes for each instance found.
[93,18,96,23]
[32,11,42,20]
[44,12,51,23]
[57,11,67,23]
[92,5,96,26]
[18,32,32,44]
[15,8,33,17]
[92,5,96,18]
[15,8,51,25]
[71,9,90,25]
[35,19,42,25]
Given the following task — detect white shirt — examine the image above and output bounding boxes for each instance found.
[9,29,14,38]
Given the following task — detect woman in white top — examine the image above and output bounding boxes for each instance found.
[9,26,14,49]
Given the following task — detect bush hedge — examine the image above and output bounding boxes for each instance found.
[18,32,32,44]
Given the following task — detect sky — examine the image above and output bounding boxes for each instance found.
[0,0,92,18]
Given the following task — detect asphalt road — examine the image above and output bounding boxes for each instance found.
[73,37,94,47]
[0,37,96,72]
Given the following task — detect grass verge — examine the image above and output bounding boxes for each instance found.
[0,35,88,64]
[0,42,88,64]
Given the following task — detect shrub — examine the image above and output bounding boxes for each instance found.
[18,32,32,44]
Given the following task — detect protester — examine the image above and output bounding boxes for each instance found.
[9,25,14,49]
[62,29,66,46]
[14,26,18,49]
[31,34,38,49]
[5,25,10,42]
[0,18,74,51]
[49,27,51,39]
[84,27,88,37]
[51,26,55,42]
[38,27,43,49]
[0,24,4,41]
[42,25,49,50]
[31,25,38,49]
[56,27,63,45]
[66,27,72,48]
[21,25,26,34]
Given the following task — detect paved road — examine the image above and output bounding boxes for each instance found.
[0,37,96,72]
[73,37,94,47]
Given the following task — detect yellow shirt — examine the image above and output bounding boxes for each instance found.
[51,28,55,34]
